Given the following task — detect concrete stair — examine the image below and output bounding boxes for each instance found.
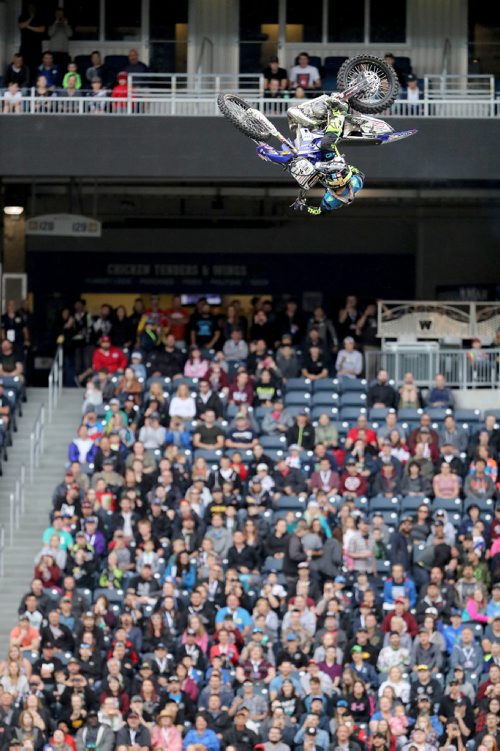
[0,387,82,645]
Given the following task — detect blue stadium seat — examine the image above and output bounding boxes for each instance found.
[259,435,286,449]
[426,407,453,421]
[376,558,392,577]
[431,497,462,513]
[173,377,199,392]
[284,391,311,407]
[454,409,481,423]
[311,392,339,407]
[369,495,400,512]
[286,377,312,392]
[193,449,223,462]
[374,510,400,527]
[277,495,306,511]
[339,406,367,421]
[400,495,430,513]
[339,392,367,407]
[285,406,311,417]
[369,407,390,420]
[339,378,367,393]
[264,449,286,462]
[398,408,423,421]
[324,56,348,75]
[464,497,494,513]
[313,378,340,392]
[255,406,273,421]
[311,407,339,421]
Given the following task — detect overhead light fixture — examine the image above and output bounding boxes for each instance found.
[3,206,24,216]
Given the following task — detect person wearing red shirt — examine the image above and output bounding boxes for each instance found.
[339,458,368,499]
[381,597,419,637]
[346,415,378,448]
[164,295,190,342]
[92,336,127,374]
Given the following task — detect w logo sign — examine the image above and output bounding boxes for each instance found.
[419,320,433,331]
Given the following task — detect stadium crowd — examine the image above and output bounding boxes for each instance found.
[4,294,500,751]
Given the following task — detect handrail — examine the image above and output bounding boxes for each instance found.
[196,36,214,76]
[48,346,63,423]
[7,462,25,548]
[3,91,500,118]
[29,405,45,484]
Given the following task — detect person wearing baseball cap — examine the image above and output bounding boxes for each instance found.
[115,709,151,749]
[91,335,127,375]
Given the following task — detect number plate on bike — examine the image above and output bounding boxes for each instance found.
[289,157,316,187]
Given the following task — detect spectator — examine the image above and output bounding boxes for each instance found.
[289,52,321,91]
[36,50,60,90]
[86,50,111,87]
[48,8,72,70]
[367,369,398,408]
[18,3,46,83]
[62,61,82,89]
[286,412,315,451]
[124,48,149,76]
[4,52,30,88]
[3,82,23,113]
[335,337,363,378]
[263,56,288,93]
[427,374,454,409]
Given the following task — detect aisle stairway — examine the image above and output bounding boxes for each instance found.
[0,387,82,646]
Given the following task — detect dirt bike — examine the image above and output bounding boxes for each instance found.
[218,54,417,192]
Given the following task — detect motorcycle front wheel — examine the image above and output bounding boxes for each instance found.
[217,93,274,142]
[337,55,399,114]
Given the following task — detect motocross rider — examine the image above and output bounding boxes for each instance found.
[287,93,364,216]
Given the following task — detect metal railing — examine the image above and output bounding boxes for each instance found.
[3,92,500,118]
[48,346,64,424]
[365,348,500,389]
[9,464,26,546]
[29,405,45,484]
[377,301,500,341]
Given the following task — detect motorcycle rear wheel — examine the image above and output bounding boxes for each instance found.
[217,93,273,141]
[337,55,399,114]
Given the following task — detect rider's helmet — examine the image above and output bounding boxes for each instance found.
[323,156,353,188]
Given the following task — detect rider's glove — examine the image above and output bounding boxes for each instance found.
[290,197,307,212]
[328,94,349,113]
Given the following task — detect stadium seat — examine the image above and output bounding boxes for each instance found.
[339,407,367,421]
[369,495,400,512]
[431,497,462,513]
[104,55,129,79]
[397,408,423,421]
[401,496,430,513]
[324,56,348,76]
[255,406,273,421]
[193,449,223,462]
[454,408,481,423]
[313,378,340,392]
[311,407,339,421]
[369,407,390,420]
[339,378,367,393]
[286,377,312,392]
[311,392,339,407]
[339,392,367,407]
[277,495,306,511]
[464,497,494,513]
[259,435,286,449]
[426,407,452,421]
[284,391,311,407]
